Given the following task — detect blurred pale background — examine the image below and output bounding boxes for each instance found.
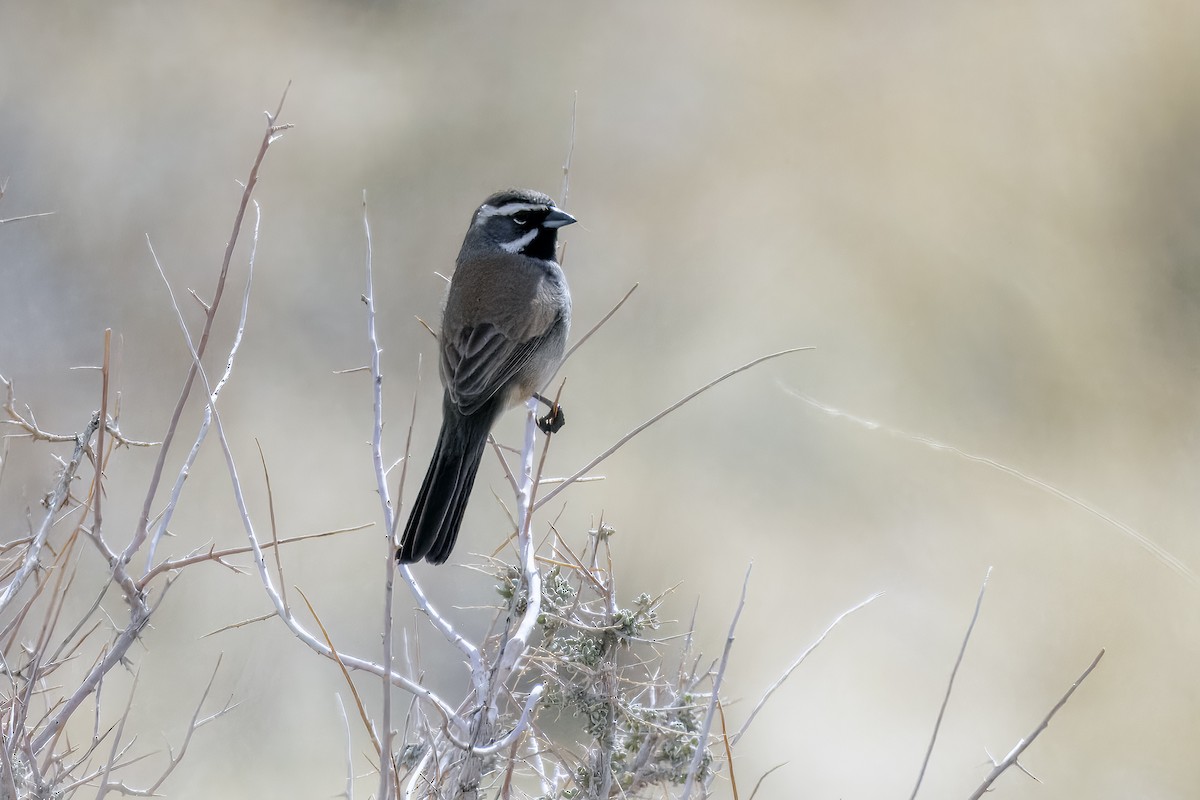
[3,1,1199,797]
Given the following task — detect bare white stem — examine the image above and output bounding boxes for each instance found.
[527,735,552,798]
[94,669,139,800]
[361,189,482,693]
[494,398,544,681]
[734,591,883,745]
[31,583,167,754]
[154,215,464,732]
[440,398,547,794]
[0,731,17,800]
[379,568,397,800]
[537,348,812,510]
[559,283,638,367]
[336,694,355,800]
[144,200,260,574]
[909,568,991,800]
[125,89,291,567]
[142,656,233,795]
[967,649,1105,799]
[0,413,98,614]
[364,193,398,800]
[788,389,1197,584]
[465,684,544,757]
[681,563,752,800]
[560,91,577,207]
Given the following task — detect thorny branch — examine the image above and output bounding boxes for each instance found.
[125,85,294,568]
[0,90,291,797]
[967,649,1105,799]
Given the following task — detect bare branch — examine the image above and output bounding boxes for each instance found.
[298,588,384,762]
[967,649,1105,799]
[359,183,482,689]
[255,439,288,612]
[144,656,235,795]
[368,189,401,800]
[717,700,738,800]
[909,568,991,800]
[537,347,812,510]
[147,172,463,731]
[734,591,883,745]
[559,91,578,208]
[336,695,355,800]
[31,581,170,754]
[787,389,1198,584]
[91,330,111,573]
[127,85,291,566]
[0,412,98,614]
[560,283,639,368]
[94,669,139,800]
[140,523,371,589]
[2,374,154,449]
[462,685,544,758]
[682,563,752,800]
[0,211,56,224]
[142,195,261,572]
[748,761,789,800]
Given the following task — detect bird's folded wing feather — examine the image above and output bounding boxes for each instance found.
[443,323,545,415]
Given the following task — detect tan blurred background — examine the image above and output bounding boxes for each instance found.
[3,1,1199,797]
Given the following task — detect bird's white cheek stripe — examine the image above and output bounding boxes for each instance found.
[500,228,539,253]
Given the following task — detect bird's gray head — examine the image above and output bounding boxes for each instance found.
[465,188,576,262]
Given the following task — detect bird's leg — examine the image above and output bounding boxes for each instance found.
[533,393,566,434]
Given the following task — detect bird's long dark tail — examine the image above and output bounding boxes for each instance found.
[397,401,498,564]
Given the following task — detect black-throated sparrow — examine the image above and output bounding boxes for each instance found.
[397,189,575,565]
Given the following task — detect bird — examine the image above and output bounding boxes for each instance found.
[397,189,575,565]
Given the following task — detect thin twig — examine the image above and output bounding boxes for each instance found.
[140,524,370,589]
[155,182,462,731]
[909,568,991,800]
[748,762,788,800]
[559,91,577,208]
[201,611,276,638]
[127,84,292,566]
[143,195,260,573]
[967,649,1105,799]
[94,669,139,800]
[537,348,812,510]
[559,283,638,366]
[336,695,355,800]
[364,192,400,800]
[733,591,882,745]
[788,389,1197,584]
[0,374,154,447]
[256,440,288,612]
[31,580,170,753]
[143,655,235,795]
[682,564,752,800]
[0,211,56,224]
[462,686,545,757]
[298,588,384,761]
[91,330,111,563]
[0,414,99,614]
[717,699,738,800]
[494,397,548,680]
[359,186,482,689]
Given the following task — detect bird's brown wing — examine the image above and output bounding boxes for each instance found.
[442,322,552,416]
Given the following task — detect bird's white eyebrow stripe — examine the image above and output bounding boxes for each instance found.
[499,228,539,253]
[477,202,547,219]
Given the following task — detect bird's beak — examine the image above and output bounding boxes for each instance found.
[542,208,577,229]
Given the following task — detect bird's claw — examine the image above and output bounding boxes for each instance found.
[537,404,566,434]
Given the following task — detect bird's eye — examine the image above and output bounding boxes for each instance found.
[511,211,535,226]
